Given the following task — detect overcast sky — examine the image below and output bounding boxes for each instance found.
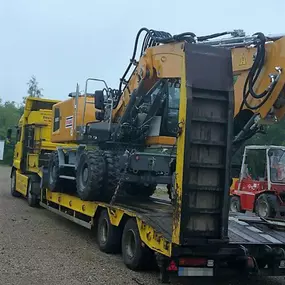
[1,0,285,104]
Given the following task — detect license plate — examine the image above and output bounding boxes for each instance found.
[178,267,214,277]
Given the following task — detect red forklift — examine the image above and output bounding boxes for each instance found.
[230,145,285,218]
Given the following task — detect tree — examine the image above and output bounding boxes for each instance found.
[0,99,22,165]
[22,75,43,104]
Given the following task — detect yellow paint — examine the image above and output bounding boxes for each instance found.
[27,154,38,172]
[137,218,171,257]
[107,208,126,226]
[46,190,99,217]
[12,96,75,177]
[230,178,239,193]
[51,96,97,143]
[45,189,172,256]
[113,42,184,123]
[171,53,186,245]
[232,37,285,121]
[15,171,28,196]
[145,136,176,146]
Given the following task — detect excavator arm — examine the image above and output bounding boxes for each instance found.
[228,35,285,150]
[105,29,285,152]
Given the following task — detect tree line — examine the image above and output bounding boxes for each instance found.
[0,76,43,164]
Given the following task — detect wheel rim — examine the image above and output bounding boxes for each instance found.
[50,163,56,183]
[79,163,88,190]
[27,183,32,200]
[11,172,15,191]
[100,218,108,244]
[82,166,89,184]
[258,200,269,218]
[230,199,239,212]
[125,229,136,259]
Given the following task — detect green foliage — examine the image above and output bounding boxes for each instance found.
[232,118,285,177]
[22,75,43,104]
[0,76,43,165]
[0,100,22,165]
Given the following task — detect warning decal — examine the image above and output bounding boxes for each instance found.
[65,116,73,128]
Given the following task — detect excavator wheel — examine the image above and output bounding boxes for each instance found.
[76,150,105,201]
[48,151,76,194]
[123,183,157,198]
[76,150,120,202]
[48,151,62,192]
[101,151,120,201]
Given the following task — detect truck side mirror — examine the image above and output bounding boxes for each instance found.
[94,90,105,110]
[6,128,12,141]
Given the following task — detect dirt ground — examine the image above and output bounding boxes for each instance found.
[0,165,284,285]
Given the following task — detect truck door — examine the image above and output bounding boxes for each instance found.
[13,126,23,169]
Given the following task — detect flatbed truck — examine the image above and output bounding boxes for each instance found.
[7,28,285,282]
[10,167,285,283]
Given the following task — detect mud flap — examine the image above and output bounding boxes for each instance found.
[173,43,234,245]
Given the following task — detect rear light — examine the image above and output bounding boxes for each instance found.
[179,257,207,267]
[167,260,178,271]
[247,256,255,269]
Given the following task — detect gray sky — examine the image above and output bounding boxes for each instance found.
[1,0,285,104]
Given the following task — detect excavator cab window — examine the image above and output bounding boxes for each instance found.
[160,79,180,136]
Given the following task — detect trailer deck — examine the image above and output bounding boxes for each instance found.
[119,198,285,245]
[43,190,285,247]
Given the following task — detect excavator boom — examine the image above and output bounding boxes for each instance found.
[111,29,285,150]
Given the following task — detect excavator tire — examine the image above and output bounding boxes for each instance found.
[124,183,157,198]
[76,150,105,201]
[48,151,62,192]
[48,151,76,194]
[101,151,120,202]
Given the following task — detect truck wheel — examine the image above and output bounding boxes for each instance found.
[121,218,153,270]
[255,194,277,218]
[10,170,21,197]
[124,183,157,198]
[48,152,61,192]
[76,150,105,201]
[27,181,39,207]
[97,209,121,253]
[230,196,245,213]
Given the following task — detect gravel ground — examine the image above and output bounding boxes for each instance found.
[0,165,285,285]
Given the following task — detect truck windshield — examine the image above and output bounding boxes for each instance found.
[269,149,285,183]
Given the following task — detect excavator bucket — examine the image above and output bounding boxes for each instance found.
[172,43,234,246]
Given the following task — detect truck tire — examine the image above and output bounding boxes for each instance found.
[255,194,277,218]
[48,152,61,192]
[10,170,21,197]
[97,209,121,253]
[27,180,39,207]
[124,183,157,198]
[121,218,153,270]
[76,150,105,201]
[230,196,245,213]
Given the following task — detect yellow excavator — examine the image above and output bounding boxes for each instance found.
[46,28,285,205]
